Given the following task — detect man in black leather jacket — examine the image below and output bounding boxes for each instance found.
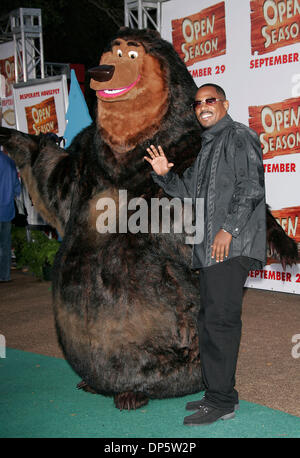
[144,83,266,426]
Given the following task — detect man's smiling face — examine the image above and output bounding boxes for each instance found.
[194,85,229,129]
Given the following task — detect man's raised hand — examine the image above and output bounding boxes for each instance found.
[144,145,174,176]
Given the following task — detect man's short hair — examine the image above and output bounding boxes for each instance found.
[198,83,226,99]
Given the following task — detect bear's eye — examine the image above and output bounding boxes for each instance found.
[117,49,122,57]
[128,51,138,59]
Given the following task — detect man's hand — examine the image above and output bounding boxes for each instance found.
[211,229,232,262]
[144,145,174,176]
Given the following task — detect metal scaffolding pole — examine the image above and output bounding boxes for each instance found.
[9,8,44,83]
[124,0,169,32]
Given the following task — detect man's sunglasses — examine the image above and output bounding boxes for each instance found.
[191,98,224,110]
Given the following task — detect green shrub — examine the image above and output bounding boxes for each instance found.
[11,226,60,280]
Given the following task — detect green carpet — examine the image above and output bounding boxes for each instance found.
[1,348,300,439]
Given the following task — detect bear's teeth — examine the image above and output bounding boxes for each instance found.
[104,88,124,94]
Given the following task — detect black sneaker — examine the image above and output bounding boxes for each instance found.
[186,397,239,411]
[183,404,235,426]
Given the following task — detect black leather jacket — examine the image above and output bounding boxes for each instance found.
[152,114,267,269]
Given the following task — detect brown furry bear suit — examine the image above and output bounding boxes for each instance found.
[0,28,298,410]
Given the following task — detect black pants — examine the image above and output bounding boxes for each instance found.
[198,256,252,409]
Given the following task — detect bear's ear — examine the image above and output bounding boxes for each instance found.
[117,26,161,39]
[149,29,161,39]
[143,28,161,39]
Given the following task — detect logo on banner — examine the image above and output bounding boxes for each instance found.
[0,56,15,97]
[25,96,58,135]
[171,1,226,66]
[250,0,300,55]
[0,56,17,127]
[272,206,300,243]
[267,206,300,265]
[248,97,300,159]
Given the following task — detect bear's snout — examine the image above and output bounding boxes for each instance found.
[88,65,115,82]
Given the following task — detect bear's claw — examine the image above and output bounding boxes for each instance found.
[114,391,149,410]
[76,380,98,394]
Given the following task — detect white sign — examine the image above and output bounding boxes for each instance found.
[13,75,68,136]
[161,0,300,294]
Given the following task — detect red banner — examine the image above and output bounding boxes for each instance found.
[0,56,15,97]
[25,96,58,135]
[171,1,226,66]
[249,97,300,159]
[251,0,300,55]
[266,205,300,264]
[272,205,300,243]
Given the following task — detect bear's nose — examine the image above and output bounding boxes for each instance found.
[88,65,115,82]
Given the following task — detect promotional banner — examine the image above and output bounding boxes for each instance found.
[0,39,36,129]
[13,75,68,137]
[0,41,17,129]
[161,0,300,294]
[12,75,68,225]
[171,2,226,65]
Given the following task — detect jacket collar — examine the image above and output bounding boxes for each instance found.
[201,114,233,142]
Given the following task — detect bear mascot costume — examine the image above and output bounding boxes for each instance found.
[0,28,298,410]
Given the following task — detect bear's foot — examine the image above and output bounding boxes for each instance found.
[114,391,149,410]
[76,380,98,394]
